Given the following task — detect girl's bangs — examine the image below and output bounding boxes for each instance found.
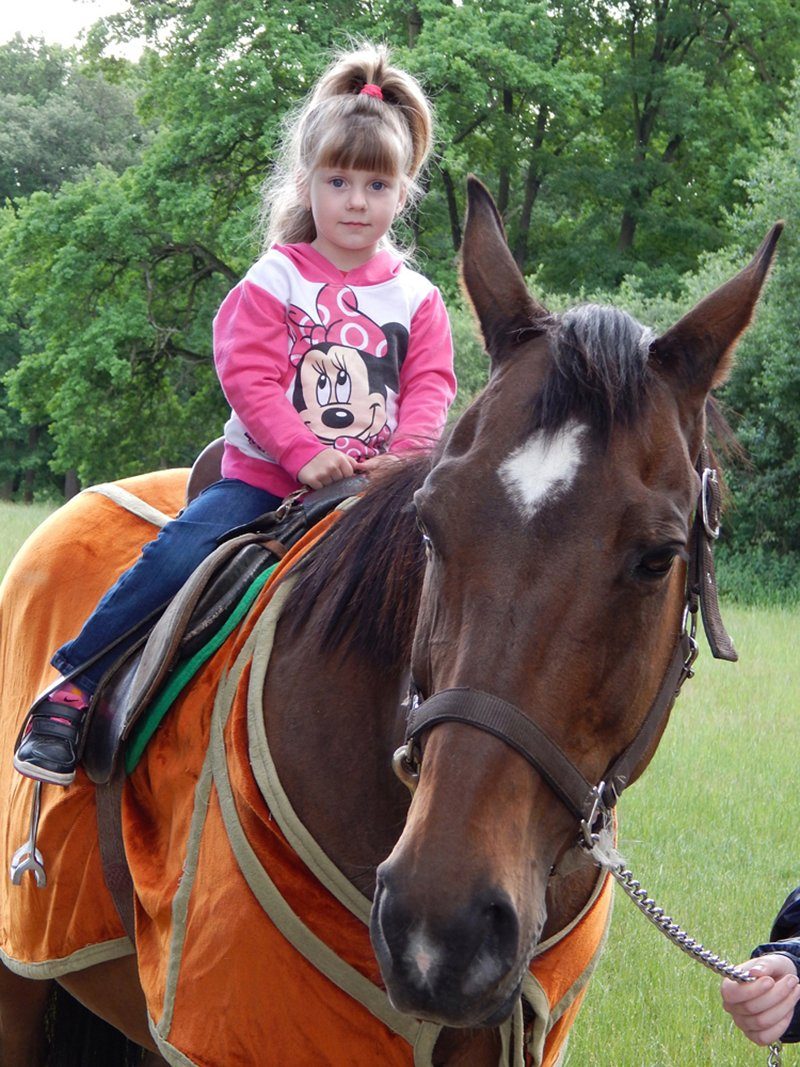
[315,119,405,176]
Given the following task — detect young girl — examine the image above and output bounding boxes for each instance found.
[14,43,456,786]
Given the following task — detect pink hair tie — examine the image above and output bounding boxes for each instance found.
[360,83,384,100]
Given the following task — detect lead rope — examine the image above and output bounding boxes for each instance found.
[583,827,783,1065]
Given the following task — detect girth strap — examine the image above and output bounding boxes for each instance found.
[96,770,136,941]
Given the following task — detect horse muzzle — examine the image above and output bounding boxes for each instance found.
[370,864,537,1027]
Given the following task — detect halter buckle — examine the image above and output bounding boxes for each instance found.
[680,604,700,682]
[580,780,611,850]
[392,740,420,793]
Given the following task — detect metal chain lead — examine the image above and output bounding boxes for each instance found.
[609,862,755,981]
[607,862,783,1065]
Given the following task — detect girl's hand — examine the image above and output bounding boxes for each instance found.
[722,955,800,1045]
[354,453,402,475]
[298,448,355,489]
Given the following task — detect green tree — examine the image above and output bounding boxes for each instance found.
[545,0,800,292]
[3,0,799,514]
[718,82,800,556]
[0,35,146,202]
[401,0,600,283]
[0,36,150,497]
[2,167,233,485]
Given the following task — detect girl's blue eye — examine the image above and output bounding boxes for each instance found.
[371,181,386,192]
[330,178,345,188]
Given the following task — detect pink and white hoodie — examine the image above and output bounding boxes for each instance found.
[213,242,456,497]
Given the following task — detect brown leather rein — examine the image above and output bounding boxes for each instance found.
[396,448,735,845]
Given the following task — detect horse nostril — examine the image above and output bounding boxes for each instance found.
[481,894,519,963]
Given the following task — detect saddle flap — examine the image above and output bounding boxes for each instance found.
[83,537,279,784]
[82,645,145,784]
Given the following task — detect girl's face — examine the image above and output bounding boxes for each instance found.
[306,167,406,270]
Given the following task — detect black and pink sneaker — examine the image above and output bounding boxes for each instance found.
[13,685,90,786]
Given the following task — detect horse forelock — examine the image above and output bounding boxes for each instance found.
[281,455,431,669]
[534,304,655,441]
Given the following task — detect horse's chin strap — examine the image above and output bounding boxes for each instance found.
[395,445,736,846]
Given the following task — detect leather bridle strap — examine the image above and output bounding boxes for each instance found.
[406,687,598,823]
[690,447,737,662]
[405,627,692,826]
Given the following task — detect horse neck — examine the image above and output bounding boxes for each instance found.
[262,470,426,896]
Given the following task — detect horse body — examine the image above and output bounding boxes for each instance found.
[0,181,780,1065]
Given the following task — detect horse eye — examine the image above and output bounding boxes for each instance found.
[636,548,678,580]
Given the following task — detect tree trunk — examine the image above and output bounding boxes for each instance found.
[512,107,549,268]
[513,167,542,268]
[497,90,513,218]
[439,167,462,251]
[407,6,421,47]
[22,426,39,504]
[64,469,80,500]
[617,209,637,253]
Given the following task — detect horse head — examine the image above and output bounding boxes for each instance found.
[370,178,781,1027]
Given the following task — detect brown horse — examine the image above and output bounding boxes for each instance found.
[0,180,779,1066]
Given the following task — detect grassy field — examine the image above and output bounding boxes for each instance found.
[1,503,797,1065]
[0,500,56,580]
[566,606,800,1066]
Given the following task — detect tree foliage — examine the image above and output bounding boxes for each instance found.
[0,1,798,575]
[718,81,800,555]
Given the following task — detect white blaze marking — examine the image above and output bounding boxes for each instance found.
[406,931,441,988]
[499,420,586,519]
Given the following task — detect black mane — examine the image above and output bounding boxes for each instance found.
[280,456,431,670]
[535,304,655,439]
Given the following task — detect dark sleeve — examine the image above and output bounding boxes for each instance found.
[751,886,800,1043]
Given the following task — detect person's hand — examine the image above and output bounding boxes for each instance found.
[353,453,402,475]
[722,954,800,1045]
[298,448,355,489]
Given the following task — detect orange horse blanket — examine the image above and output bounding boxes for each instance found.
[0,473,613,1066]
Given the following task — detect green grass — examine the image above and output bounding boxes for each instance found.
[1,504,796,1064]
[566,606,800,1066]
[0,500,57,580]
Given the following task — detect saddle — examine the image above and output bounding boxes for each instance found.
[81,453,366,786]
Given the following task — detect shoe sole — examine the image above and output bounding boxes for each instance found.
[13,754,75,787]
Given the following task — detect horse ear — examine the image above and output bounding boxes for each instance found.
[650,223,783,399]
[460,176,549,369]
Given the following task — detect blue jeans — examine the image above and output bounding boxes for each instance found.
[52,478,282,691]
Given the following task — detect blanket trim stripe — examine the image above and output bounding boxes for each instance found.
[0,938,134,981]
[147,610,265,1064]
[548,893,613,1028]
[152,724,216,1043]
[83,483,174,528]
[246,576,373,927]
